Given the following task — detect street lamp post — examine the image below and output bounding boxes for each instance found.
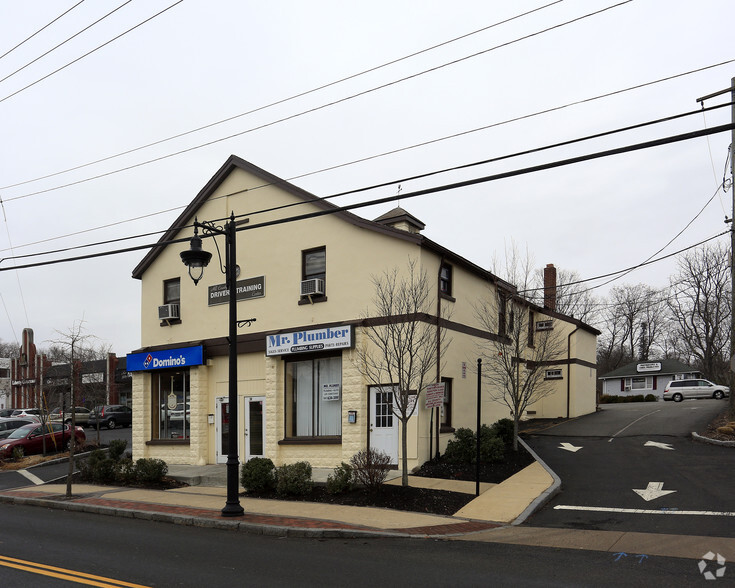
[181,213,254,517]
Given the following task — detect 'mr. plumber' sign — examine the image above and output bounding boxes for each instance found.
[267,326,352,356]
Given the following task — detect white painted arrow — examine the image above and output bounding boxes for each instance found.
[644,441,675,450]
[633,482,676,501]
[559,442,582,452]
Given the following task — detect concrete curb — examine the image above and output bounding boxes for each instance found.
[0,492,413,539]
[511,437,560,526]
[691,431,735,447]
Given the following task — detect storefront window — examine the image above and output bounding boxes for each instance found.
[152,370,190,439]
[285,355,341,438]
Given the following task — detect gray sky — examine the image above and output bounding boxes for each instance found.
[0,0,733,356]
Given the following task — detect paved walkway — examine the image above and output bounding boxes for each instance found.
[2,446,734,561]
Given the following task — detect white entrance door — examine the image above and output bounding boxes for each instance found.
[245,396,265,461]
[215,396,230,464]
[369,386,399,465]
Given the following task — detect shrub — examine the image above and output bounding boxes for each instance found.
[350,448,391,490]
[135,458,168,484]
[12,447,24,462]
[644,394,658,402]
[79,449,118,484]
[108,439,128,461]
[241,457,276,493]
[599,394,646,404]
[326,462,354,495]
[116,457,137,485]
[490,418,515,445]
[443,425,505,464]
[275,461,313,496]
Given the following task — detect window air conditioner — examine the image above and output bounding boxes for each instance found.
[158,303,180,320]
[536,320,553,331]
[300,278,325,296]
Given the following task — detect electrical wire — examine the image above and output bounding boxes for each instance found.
[0,0,635,201]
[0,0,134,86]
[1,120,732,272]
[0,0,566,191]
[0,0,184,105]
[0,0,86,62]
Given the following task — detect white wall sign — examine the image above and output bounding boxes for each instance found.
[266,326,352,356]
[637,362,662,373]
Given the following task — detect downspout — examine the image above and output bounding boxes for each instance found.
[567,327,579,418]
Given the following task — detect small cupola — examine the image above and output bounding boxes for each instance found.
[373,207,425,234]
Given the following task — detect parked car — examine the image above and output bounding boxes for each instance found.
[0,409,15,418]
[88,405,132,429]
[0,417,36,439]
[663,379,730,402]
[168,403,190,422]
[0,422,85,458]
[11,408,42,419]
[50,406,91,426]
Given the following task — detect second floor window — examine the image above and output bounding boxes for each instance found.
[164,278,180,305]
[301,247,326,299]
[439,264,452,297]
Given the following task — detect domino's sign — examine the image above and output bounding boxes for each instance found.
[127,346,204,371]
[267,326,352,356]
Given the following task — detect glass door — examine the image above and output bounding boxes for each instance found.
[245,396,265,461]
[215,397,229,464]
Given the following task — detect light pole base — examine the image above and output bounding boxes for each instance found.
[221,501,245,517]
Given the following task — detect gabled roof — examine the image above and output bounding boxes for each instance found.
[599,358,699,380]
[131,155,599,336]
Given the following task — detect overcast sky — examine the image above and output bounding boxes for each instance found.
[0,0,733,356]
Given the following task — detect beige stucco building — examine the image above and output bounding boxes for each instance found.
[128,155,599,470]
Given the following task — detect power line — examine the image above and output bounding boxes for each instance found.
[0,0,566,191]
[0,0,86,61]
[2,120,732,272]
[2,106,730,258]
[0,0,183,105]
[0,0,134,86]
[0,0,634,201]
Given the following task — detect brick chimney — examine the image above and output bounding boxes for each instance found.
[544,264,557,311]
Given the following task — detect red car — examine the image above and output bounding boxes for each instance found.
[0,422,86,459]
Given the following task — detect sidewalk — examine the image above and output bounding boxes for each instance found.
[2,449,735,562]
[0,458,554,539]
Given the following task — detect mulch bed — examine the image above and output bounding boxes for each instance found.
[243,443,534,516]
[698,406,735,442]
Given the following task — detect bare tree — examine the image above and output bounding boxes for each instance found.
[356,260,448,487]
[596,283,667,375]
[480,250,566,450]
[48,320,97,498]
[667,242,731,394]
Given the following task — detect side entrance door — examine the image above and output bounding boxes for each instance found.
[244,396,265,462]
[215,396,230,465]
[369,385,399,465]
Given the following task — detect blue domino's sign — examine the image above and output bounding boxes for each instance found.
[127,346,204,372]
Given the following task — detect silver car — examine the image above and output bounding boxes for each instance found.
[663,379,729,402]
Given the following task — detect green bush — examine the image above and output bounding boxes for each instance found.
[490,418,515,445]
[599,394,646,404]
[135,458,168,484]
[79,446,168,486]
[443,425,505,464]
[326,462,354,495]
[241,457,276,493]
[275,461,313,496]
[350,448,391,490]
[644,394,658,402]
[108,439,128,461]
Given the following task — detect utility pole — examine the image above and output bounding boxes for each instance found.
[697,78,735,419]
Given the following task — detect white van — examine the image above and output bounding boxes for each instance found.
[663,379,729,402]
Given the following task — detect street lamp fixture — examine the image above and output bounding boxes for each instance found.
[180,213,255,517]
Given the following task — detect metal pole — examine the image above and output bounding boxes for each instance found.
[476,358,482,497]
[730,77,735,420]
[222,214,244,517]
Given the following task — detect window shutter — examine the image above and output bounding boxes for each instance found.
[620,379,624,392]
[653,376,657,390]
